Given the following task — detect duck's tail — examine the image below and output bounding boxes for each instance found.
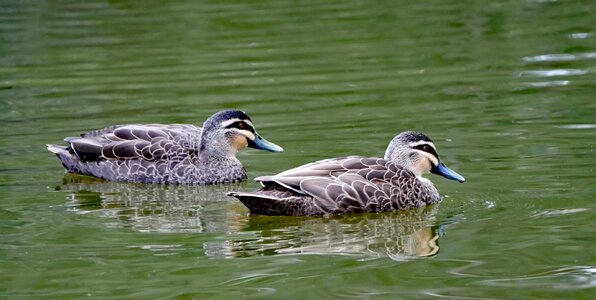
[227,192,282,215]
[47,144,68,155]
[46,144,83,173]
[227,192,320,216]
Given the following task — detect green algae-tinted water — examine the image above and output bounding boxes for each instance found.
[1,0,594,299]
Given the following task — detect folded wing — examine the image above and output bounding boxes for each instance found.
[66,124,201,162]
[254,156,417,214]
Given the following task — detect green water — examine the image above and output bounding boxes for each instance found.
[1,0,595,299]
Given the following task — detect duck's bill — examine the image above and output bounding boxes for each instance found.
[248,134,283,152]
[431,160,465,183]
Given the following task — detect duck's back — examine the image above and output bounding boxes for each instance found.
[229,156,441,216]
[48,124,205,184]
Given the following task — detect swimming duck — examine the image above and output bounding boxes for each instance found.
[47,110,283,185]
[228,131,464,216]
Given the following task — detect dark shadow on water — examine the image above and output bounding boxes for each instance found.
[56,173,248,233]
[204,206,443,261]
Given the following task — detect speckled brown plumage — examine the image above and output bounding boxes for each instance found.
[228,131,464,216]
[47,110,283,185]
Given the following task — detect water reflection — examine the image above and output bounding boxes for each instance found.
[58,174,445,260]
[57,174,247,233]
[205,206,442,261]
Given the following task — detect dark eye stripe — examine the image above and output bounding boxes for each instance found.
[413,144,439,158]
[225,121,255,133]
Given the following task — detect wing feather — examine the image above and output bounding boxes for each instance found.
[249,156,426,215]
[66,124,201,162]
[299,178,339,213]
[68,138,104,161]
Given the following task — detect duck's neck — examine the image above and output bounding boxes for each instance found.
[389,155,424,178]
[417,176,441,204]
[195,144,245,184]
[197,128,238,157]
[197,149,239,166]
[195,154,246,184]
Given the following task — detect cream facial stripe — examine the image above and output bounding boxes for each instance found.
[228,128,255,141]
[420,151,439,166]
[408,141,436,150]
[220,118,254,129]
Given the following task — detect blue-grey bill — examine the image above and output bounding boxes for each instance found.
[432,161,465,183]
[249,134,284,152]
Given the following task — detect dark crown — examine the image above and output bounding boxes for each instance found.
[396,131,433,143]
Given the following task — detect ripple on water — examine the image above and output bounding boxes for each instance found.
[530,208,589,218]
[518,69,588,77]
[569,33,591,39]
[127,244,186,256]
[523,53,596,63]
[553,124,596,129]
[522,80,569,88]
[480,266,596,290]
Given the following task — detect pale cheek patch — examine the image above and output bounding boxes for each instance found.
[418,158,432,174]
[231,135,248,150]
[418,151,437,172]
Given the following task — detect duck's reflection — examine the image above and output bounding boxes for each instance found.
[204,206,441,260]
[58,174,248,233]
[57,174,443,260]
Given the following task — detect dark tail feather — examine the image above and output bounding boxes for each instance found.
[46,144,83,173]
[228,192,317,216]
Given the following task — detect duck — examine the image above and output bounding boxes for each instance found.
[47,110,283,185]
[228,131,464,216]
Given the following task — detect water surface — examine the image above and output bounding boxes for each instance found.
[1,0,594,299]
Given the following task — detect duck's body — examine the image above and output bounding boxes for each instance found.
[228,131,464,216]
[47,110,283,185]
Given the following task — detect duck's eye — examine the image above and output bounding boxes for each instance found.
[226,121,254,132]
[414,143,438,158]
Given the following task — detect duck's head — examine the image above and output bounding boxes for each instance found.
[200,110,283,156]
[384,131,465,183]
